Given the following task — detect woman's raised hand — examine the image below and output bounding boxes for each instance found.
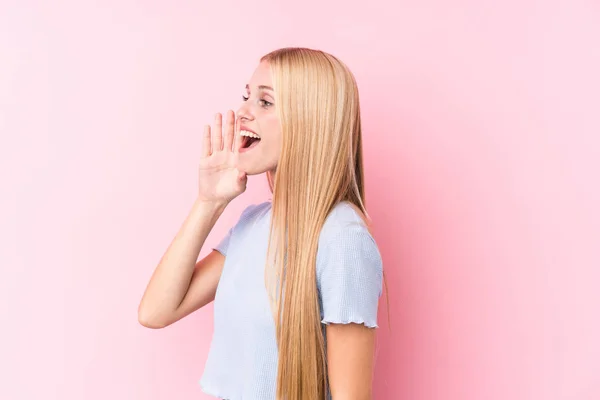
[197,110,247,204]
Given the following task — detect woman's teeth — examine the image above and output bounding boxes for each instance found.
[240,130,260,139]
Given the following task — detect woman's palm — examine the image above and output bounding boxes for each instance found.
[198,111,247,203]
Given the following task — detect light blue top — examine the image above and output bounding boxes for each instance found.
[199,200,383,400]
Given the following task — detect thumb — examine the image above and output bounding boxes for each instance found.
[231,167,244,180]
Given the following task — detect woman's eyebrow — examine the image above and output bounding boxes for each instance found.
[245,84,274,92]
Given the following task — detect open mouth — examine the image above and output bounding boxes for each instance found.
[242,135,261,149]
[240,130,261,152]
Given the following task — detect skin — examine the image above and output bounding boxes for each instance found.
[232,61,377,399]
[235,60,282,177]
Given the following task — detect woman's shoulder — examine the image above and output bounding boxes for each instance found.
[223,201,272,240]
[315,202,383,319]
[238,200,272,221]
[317,201,375,249]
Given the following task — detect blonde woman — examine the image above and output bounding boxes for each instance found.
[138,47,385,400]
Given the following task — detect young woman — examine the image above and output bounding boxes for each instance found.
[138,47,384,400]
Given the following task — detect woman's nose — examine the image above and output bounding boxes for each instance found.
[236,102,253,122]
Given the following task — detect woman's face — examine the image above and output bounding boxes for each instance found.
[236,60,282,176]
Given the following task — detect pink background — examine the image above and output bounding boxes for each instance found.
[1,1,599,399]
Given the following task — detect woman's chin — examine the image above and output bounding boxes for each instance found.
[236,154,277,177]
[237,163,270,177]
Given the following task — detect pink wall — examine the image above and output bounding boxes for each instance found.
[1,1,599,399]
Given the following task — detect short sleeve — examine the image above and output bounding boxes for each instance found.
[213,226,234,256]
[316,224,383,328]
[212,203,258,257]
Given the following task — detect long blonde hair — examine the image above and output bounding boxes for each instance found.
[262,47,373,399]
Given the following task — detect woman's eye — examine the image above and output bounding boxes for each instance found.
[242,95,272,107]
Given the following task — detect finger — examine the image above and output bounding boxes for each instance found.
[213,113,223,152]
[201,124,211,158]
[224,110,235,151]
[233,115,242,156]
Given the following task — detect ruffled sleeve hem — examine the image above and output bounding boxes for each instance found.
[321,316,379,328]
